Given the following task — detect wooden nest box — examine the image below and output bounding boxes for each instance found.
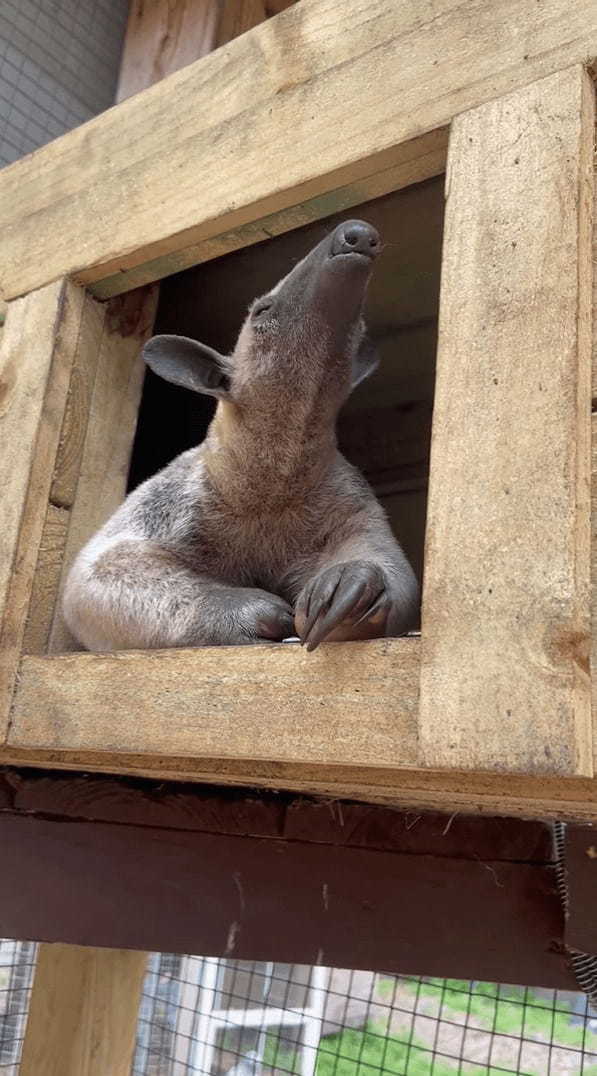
[1,0,597,823]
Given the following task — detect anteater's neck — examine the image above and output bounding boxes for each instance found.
[202,398,339,513]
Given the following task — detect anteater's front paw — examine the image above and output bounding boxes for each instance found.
[294,561,390,651]
[238,590,295,643]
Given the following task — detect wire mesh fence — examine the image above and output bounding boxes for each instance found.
[0,940,37,1075]
[132,955,597,1076]
[1,941,597,1074]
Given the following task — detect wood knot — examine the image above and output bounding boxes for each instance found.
[544,626,590,677]
[105,285,158,338]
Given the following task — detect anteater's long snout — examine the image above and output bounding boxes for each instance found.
[330,220,381,259]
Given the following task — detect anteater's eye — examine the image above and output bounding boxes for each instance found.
[252,299,273,319]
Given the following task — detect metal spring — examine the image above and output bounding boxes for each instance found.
[553,821,597,1011]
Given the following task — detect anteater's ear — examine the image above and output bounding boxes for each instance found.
[142,334,231,399]
[351,333,380,390]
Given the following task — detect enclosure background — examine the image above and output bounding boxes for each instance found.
[0,0,128,168]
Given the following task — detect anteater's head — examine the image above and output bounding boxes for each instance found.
[142,220,381,421]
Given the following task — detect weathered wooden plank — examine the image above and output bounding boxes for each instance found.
[0,813,574,987]
[592,122,597,401]
[281,799,553,861]
[5,638,597,822]
[22,504,70,655]
[265,0,297,12]
[50,294,106,509]
[9,638,419,767]
[1,0,596,300]
[592,412,597,772]
[0,774,12,810]
[0,281,85,738]
[592,137,597,772]
[6,769,553,859]
[10,771,287,838]
[116,0,219,103]
[420,67,594,776]
[48,286,158,653]
[20,944,147,1076]
[563,823,597,955]
[216,0,267,46]
[3,741,597,821]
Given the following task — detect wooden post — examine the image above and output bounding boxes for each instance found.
[45,287,158,653]
[216,0,267,46]
[419,66,594,775]
[0,281,85,730]
[116,0,220,103]
[20,945,147,1076]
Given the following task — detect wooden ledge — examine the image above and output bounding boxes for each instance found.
[3,636,597,823]
[7,637,420,767]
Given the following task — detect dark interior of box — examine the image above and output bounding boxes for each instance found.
[129,176,445,603]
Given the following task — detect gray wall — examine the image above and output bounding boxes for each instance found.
[0,0,129,168]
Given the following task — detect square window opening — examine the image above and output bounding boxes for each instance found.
[128,177,445,631]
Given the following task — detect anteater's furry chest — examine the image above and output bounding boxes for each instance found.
[123,445,370,598]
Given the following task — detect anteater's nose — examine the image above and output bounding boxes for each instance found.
[331,220,381,258]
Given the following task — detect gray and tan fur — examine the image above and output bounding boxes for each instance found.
[63,220,419,652]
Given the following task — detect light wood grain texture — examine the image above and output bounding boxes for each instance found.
[48,287,158,653]
[592,138,597,774]
[1,0,596,300]
[2,740,597,822]
[420,67,594,776]
[116,0,219,102]
[265,0,297,12]
[216,0,267,45]
[593,120,597,401]
[22,505,70,655]
[0,281,84,738]
[50,293,106,509]
[20,944,147,1076]
[9,638,419,767]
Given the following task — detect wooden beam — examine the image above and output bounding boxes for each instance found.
[49,293,106,510]
[419,66,594,776]
[4,642,597,820]
[3,771,553,859]
[22,505,69,655]
[0,282,86,735]
[593,412,597,773]
[8,638,419,768]
[116,0,220,103]
[20,944,146,1076]
[592,143,597,773]
[563,823,597,955]
[265,0,297,12]
[1,0,596,300]
[48,287,158,653]
[3,744,597,821]
[0,809,574,988]
[12,286,157,658]
[216,0,267,46]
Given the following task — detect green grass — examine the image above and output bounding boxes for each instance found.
[380,977,597,1054]
[316,1026,457,1076]
[262,1024,458,1076]
[258,978,597,1076]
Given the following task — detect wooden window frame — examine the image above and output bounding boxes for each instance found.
[0,0,596,821]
